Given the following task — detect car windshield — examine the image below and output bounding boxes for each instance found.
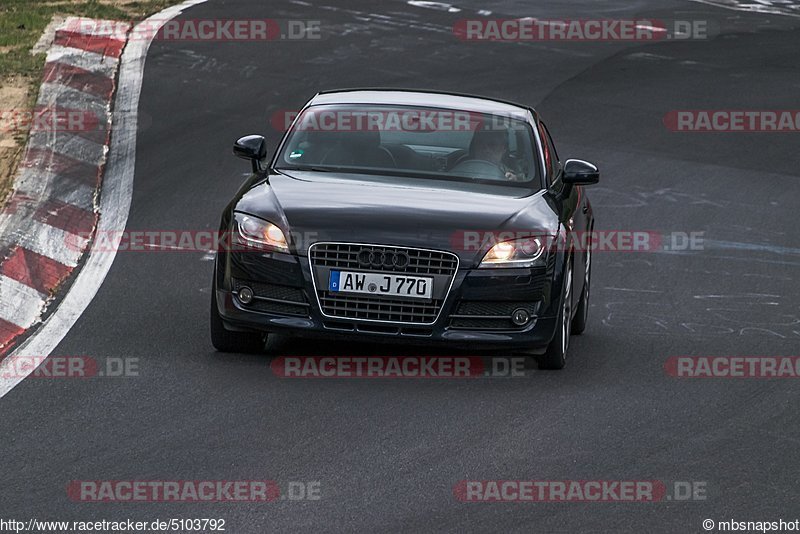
[274,104,540,189]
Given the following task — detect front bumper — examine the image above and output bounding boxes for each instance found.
[215,248,563,350]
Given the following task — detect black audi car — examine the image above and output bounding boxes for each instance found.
[211,89,598,369]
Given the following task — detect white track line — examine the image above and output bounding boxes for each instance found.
[688,0,800,18]
[0,0,209,399]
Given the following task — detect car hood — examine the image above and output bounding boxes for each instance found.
[234,170,559,266]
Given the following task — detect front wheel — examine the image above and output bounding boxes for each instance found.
[571,245,592,335]
[210,288,267,353]
[536,258,573,370]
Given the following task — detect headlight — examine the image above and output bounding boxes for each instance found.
[479,236,548,268]
[234,212,289,253]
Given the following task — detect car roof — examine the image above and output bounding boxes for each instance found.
[308,89,534,120]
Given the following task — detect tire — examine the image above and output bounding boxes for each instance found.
[571,244,592,335]
[210,288,267,353]
[536,257,573,370]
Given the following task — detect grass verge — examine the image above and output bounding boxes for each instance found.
[0,0,184,207]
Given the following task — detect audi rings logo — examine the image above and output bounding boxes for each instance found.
[357,249,410,269]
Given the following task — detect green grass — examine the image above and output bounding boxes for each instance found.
[0,0,181,80]
[0,0,183,208]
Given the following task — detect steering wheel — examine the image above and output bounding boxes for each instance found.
[450,159,506,180]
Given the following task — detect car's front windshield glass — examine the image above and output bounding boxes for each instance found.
[274,104,540,189]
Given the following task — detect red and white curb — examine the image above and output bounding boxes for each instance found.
[0,17,131,356]
[0,0,208,395]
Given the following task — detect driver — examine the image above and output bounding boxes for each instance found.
[469,128,524,181]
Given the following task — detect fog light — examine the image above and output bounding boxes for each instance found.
[238,286,254,304]
[511,308,531,326]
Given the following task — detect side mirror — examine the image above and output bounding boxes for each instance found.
[562,159,599,185]
[233,135,267,172]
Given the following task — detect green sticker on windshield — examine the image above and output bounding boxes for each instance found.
[289,149,304,159]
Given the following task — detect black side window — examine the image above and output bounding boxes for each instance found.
[541,122,561,185]
[542,123,559,162]
[537,122,554,185]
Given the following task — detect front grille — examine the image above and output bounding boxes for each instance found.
[322,320,433,337]
[319,293,443,323]
[449,300,538,330]
[310,243,458,275]
[450,317,516,329]
[232,278,309,317]
[233,279,306,302]
[310,243,458,324]
[456,301,536,317]
[247,300,309,316]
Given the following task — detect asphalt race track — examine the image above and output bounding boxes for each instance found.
[2,0,800,531]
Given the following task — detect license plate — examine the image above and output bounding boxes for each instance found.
[329,271,433,299]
